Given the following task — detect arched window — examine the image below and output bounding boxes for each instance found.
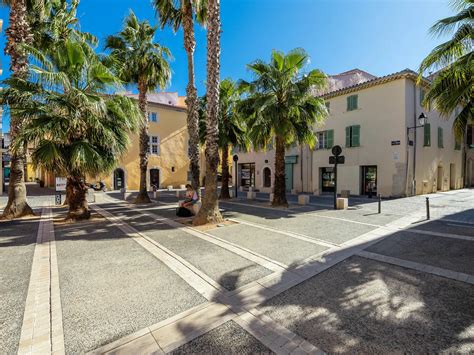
[263,167,271,187]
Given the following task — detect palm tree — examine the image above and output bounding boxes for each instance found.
[239,49,327,207]
[2,39,140,220]
[198,79,248,199]
[1,0,35,219]
[106,11,172,204]
[153,0,206,196]
[418,0,473,138]
[194,0,222,226]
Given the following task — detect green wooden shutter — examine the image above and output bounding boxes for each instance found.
[353,95,358,110]
[352,125,360,147]
[455,137,461,150]
[327,130,334,149]
[423,123,431,146]
[345,126,351,147]
[438,127,444,148]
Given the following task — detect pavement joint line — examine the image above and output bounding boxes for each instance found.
[221,199,393,229]
[89,195,430,354]
[357,251,474,284]
[133,208,287,273]
[17,208,65,355]
[227,217,340,248]
[403,227,474,242]
[93,205,224,299]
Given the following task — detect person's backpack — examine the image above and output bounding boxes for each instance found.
[176,207,193,217]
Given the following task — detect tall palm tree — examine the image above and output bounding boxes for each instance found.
[194,0,222,225]
[239,49,327,207]
[106,11,172,204]
[153,0,206,196]
[198,79,248,199]
[1,0,35,219]
[2,39,140,220]
[418,0,473,138]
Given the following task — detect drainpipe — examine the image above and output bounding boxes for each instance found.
[300,145,303,192]
[413,81,417,196]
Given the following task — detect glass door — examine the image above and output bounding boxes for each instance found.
[361,166,377,196]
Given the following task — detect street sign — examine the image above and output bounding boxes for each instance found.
[331,145,342,156]
[55,192,62,205]
[55,177,67,192]
[329,156,345,164]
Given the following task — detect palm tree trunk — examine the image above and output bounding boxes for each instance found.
[66,175,90,221]
[272,136,288,207]
[134,79,151,204]
[2,0,34,220]
[194,0,223,226]
[182,2,201,197]
[219,144,231,199]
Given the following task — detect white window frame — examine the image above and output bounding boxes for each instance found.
[317,131,328,150]
[148,135,160,155]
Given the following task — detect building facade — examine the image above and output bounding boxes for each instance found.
[99,92,192,191]
[233,69,464,197]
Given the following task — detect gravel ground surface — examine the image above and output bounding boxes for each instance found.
[0,214,40,354]
[260,256,474,353]
[207,223,328,266]
[54,212,206,354]
[366,231,474,274]
[100,204,273,291]
[220,202,376,245]
[171,320,274,355]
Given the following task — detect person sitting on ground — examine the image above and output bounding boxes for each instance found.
[179,184,199,212]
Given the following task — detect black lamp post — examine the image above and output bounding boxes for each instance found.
[233,154,239,198]
[407,112,428,195]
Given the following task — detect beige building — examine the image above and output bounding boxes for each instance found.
[233,69,464,197]
[98,92,191,191]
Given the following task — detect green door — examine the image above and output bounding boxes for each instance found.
[285,163,293,192]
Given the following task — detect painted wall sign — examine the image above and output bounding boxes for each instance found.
[55,177,67,192]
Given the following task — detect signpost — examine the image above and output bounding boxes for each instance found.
[329,145,345,210]
[55,177,67,206]
[233,154,239,198]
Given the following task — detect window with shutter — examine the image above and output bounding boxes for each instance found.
[352,125,360,147]
[347,95,358,111]
[438,127,444,148]
[455,136,461,150]
[327,129,334,148]
[423,123,431,147]
[345,126,351,147]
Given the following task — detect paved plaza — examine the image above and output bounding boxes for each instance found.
[1,187,473,354]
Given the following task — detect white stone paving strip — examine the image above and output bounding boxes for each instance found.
[89,201,429,355]
[93,205,224,300]
[17,208,65,355]
[357,251,474,284]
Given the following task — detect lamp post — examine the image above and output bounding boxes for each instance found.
[407,113,428,196]
[233,154,239,198]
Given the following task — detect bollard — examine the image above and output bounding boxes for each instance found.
[378,194,381,214]
[426,197,430,220]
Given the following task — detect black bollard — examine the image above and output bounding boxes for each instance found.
[378,194,382,214]
[426,197,430,220]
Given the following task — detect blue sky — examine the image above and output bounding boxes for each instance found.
[1,0,453,131]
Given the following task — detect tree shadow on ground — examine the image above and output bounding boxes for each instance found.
[170,207,474,353]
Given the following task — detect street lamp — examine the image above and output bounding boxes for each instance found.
[407,112,428,196]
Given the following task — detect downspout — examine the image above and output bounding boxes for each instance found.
[413,80,417,196]
[300,145,303,192]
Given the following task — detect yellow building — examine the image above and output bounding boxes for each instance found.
[100,92,192,191]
